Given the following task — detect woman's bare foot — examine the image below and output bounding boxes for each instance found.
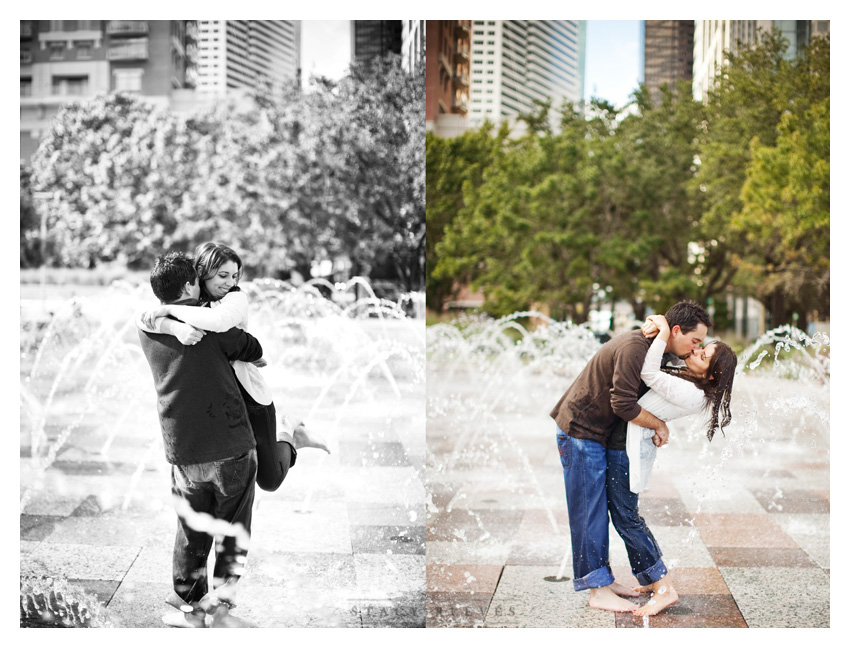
[588,585,638,611]
[610,581,640,598]
[633,577,678,616]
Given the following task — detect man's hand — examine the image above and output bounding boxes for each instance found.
[652,421,670,447]
[174,322,205,346]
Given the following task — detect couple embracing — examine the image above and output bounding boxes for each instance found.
[136,241,329,628]
[551,300,737,617]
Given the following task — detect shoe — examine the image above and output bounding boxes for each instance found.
[162,610,206,628]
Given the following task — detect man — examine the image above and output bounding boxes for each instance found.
[551,300,710,612]
[138,250,263,628]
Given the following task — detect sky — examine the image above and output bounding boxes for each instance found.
[301,20,351,89]
[583,20,642,108]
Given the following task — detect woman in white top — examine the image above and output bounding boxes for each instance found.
[140,242,329,492]
[610,313,737,616]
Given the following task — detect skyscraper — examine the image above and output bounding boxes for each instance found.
[693,20,829,100]
[468,20,586,129]
[20,20,197,161]
[351,20,402,66]
[641,20,694,106]
[402,20,425,73]
[425,20,471,137]
[195,20,300,99]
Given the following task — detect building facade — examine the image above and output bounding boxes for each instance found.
[20,20,198,161]
[467,20,586,129]
[402,20,425,74]
[351,20,402,66]
[195,20,300,99]
[640,20,694,106]
[425,20,471,137]
[693,20,830,100]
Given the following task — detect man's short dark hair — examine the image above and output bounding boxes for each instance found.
[665,300,712,334]
[150,251,197,303]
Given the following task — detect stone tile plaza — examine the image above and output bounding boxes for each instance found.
[425,318,830,628]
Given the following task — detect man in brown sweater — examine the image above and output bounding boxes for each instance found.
[552,301,710,612]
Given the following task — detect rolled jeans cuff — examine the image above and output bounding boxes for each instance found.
[634,557,667,587]
[572,564,614,592]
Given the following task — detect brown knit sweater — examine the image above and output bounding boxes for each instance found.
[550,329,651,449]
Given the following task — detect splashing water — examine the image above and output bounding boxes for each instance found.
[427,315,829,617]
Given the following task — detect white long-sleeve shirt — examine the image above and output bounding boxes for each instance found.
[140,291,273,406]
[627,335,705,492]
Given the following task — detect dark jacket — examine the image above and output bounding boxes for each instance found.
[139,320,263,465]
[550,329,651,449]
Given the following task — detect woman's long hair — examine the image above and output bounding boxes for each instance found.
[193,241,243,304]
[664,340,737,441]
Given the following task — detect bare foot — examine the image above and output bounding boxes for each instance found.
[610,581,640,598]
[589,585,638,612]
[633,580,678,616]
[293,423,330,454]
[632,584,653,594]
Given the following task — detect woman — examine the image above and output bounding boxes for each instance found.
[610,313,736,616]
[139,241,329,492]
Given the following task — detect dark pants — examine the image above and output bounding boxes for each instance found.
[606,448,667,586]
[171,449,257,605]
[240,386,296,492]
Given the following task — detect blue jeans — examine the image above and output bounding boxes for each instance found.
[170,449,257,605]
[556,428,614,591]
[606,448,667,586]
[556,427,667,591]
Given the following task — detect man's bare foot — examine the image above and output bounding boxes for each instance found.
[632,584,653,594]
[610,581,639,598]
[588,585,638,612]
[633,579,678,616]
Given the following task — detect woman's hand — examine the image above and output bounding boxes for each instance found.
[252,358,268,368]
[141,305,172,329]
[174,322,205,346]
[642,315,670,339]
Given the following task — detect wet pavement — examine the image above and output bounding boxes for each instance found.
[425,371,830,628]
[20,317,426,628]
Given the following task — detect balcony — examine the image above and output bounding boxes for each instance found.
[107,21,149,36]
[454,45,469,63]
[21,48,33,64]
[451,94,469,115]
[454,21,470,40]
[185,21,198,42]
[452,72,469,89]
[108,39,149,61]
[21,21,33,38]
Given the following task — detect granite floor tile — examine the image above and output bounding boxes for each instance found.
[426,539,513,566]
[238,551,357,591]
[615,594,748,628]
[427,508,523,542]
[347,502,422,526]
[707,546,818,568]
[719,566,829,628]
[773,513,830,569]
[638,497,692,527]
[751,488,830,514]
[350,524,425,555]
[103,580,171,628]
[250,499,352,554]
[358,593,425,628]
[20,515,63,542]
[674,480,767,515]
[693,513,798,549]
[426,591,492,627]
[484,565,614,628]
[354,553,425,596]
[23,542,141,581]
[427,563,503,594]
[67,579,121,606]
